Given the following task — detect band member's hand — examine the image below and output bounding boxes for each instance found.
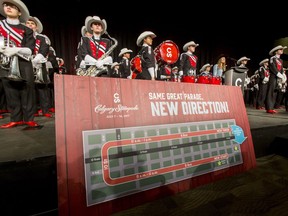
[2,47,19,57]
[95,59,104,68]
[277,72,284,79]
[84,55,97,64]
[33,62,42,69]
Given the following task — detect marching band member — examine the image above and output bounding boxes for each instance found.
[199,63,212,76]
[0,0,39,129]
[110,61,120,78]
[75,25,92,71]
[135,31,157,80]
[77,15,114,77]
[266,45,287,114]
[256,58,269,110]
[25,16,53,118]
[178,41,199,82]
[118,48,133,79]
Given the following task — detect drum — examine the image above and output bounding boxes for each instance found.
[154,40,179,64]
[181,75,195,83]
[210,76,222,85]
[130,55,142,73]
[130,55,142,79]
[197,75,210,84]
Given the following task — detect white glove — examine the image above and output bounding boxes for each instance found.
[84,55,97,64]
[33,63,42,69]
[277,72,284,79]
[254,84,259,90]
[17,47,32,57]
[148,67,155,80]
[79,60,85,68]
[102,56,112,65]
[0,46,5,53]
[46,61,53,69]
[263,77,269,82]
[95,59,104,68]
[2,47,19,57]
[32,53,46,64]
[179,70,183,76]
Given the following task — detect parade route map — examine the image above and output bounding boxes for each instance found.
[82,119,244,206]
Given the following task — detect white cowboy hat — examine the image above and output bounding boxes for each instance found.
[172,66,178,71]
[136,31,156,47]
[85,16,107,35]
[81,26,87,37]
[269,45,287,56]
[111,62,120,69]
[118,48,133,57]
[183,41,199,51]
[200,63,212,72]
[237,56,250,65]
[27,16,43,33]
[259,58,269,66]
[0,0,30,23]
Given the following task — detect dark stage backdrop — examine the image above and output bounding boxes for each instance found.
[23,1,288,76]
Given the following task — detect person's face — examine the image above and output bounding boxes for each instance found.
[143,36,153,46]
[188,45,196,52]
[220,57,226,63]
[276,49,284,55]
[124,52,131,59]
[85,31,93,38]
[3,3,20,19]
[25,20,37,32]
[90,22,103,35]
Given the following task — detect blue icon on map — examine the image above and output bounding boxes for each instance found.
[230,125,247,144]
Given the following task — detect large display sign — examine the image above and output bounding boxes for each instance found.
[55,75,256,216]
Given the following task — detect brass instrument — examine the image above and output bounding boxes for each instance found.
[0,35,25,82]
[76,31,118,77]
[277,72,287,93]
[34,65,51,84]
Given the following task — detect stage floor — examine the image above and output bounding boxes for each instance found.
[0,106,288,216]
[1,106,288,163]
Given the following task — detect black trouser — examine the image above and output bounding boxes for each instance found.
[1,59,36,122]
[265,76,277,110]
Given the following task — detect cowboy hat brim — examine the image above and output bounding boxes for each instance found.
[118,48,133,57]
[237,57,250,65]
[183,41,199,51]
[85,16,107,35]
[269,45,287,56]
[136,31,156,47]
[27,16,43,33]
[0,0,30,23]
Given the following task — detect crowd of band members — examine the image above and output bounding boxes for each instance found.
[1,0,287,127]
[0,0,63,127]
[74,14,288,114]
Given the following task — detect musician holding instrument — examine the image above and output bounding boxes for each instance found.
[266,45,287,114]
[77,15,115,77]
[0,0,40,129]
[135,31,157,80]
[178,41,199,83]
[25,16,53,118]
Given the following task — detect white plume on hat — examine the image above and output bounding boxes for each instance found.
[183,41,199,51]
[259,58,269,66]
[27,16,43,33]
[237,56,250,65]
[0,0,30,23]
[136,31,156,47]
[118,48,133,57]
[85,16,107,35]
[269,45,287,56]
